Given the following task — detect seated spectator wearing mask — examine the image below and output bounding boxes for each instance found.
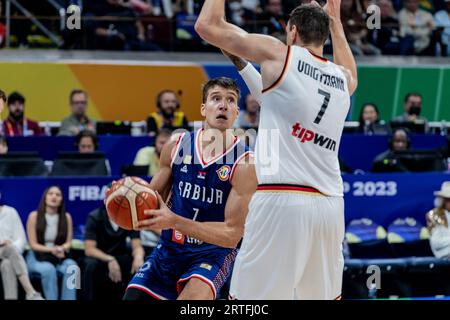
[392,92,429,132]
[357,103,390,135]
[426,182,450,259]
[372,128,411,172]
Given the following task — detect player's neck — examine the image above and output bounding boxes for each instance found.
[200,127,236,157]
[302,44,324,58]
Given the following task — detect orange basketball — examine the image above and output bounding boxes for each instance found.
[105,176,158,230]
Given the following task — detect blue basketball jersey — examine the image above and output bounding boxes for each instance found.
[160,129,251,251]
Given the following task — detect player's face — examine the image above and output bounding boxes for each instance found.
[46,187,63,208]
[201,86,239,131]
[71,93,88,116]
[78,136,95,153]
[0,99,4,114]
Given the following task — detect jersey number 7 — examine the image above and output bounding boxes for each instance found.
[313,89,331,125]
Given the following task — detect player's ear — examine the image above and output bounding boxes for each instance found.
[289,24,297,44]
[200,103,206,117]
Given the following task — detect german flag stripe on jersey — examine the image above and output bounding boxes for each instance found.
[257,183,323,195]
[262,45,292,93]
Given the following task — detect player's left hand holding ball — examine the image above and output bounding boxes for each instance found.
[137,191,176,231]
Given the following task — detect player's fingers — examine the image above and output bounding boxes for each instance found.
[155,191,166,208]
[144,209,159,216]
[137,219,153,228]
[311,1,321,7]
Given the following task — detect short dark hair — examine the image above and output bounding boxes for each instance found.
[404,92,422,103]
[289,4,330,46]
[202,77,240,103]
[75,130,98,150]
[7,91,25,106]
[70,89,87,103]
[0,90,6,103]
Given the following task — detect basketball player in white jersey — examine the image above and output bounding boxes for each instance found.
[195,0,357,299]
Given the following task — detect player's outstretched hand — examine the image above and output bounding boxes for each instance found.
[323,0,341,23]
[139,191,176,231]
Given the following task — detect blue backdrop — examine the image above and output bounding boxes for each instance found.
[6,134,447,175]
[1,173,449,240]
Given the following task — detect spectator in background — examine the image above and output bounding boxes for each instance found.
[341,0,382,55]
[371,127,411,172]
[82,205,144,300]
[58,90,96,136]
[0,203,44,300]
[0,89,6,114]
[241,0,261,22]
[3,92,43,137]
[84,0,159,51]
[358,103,390,135]
[234,94,260,129]
[146,90,189,136]
[399,0,435,54]
[426,182,450,259]
[26,186,77,300]
[0,136,7,155]
[134,128,172,176]
[434,0,450,55]
[75,130,98,154]
[227,0,245,26]
[438,133,450,171]
[369,0,415,55]
[75,130,112,175]
[392,92,429,130]
[254,0,286,39]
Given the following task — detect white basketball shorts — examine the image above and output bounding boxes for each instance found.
[229,184,345,300]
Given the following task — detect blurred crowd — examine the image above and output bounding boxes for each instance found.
[0,0,449,55]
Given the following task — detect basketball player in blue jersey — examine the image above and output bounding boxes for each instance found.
[123,77,256,300]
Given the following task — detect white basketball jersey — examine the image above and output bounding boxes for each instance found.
[255,46,350,196]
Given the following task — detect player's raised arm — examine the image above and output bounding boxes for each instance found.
[323,0,358,95]
[138,154,257,248]
[195,0,284,65]
[222,49,263,105]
